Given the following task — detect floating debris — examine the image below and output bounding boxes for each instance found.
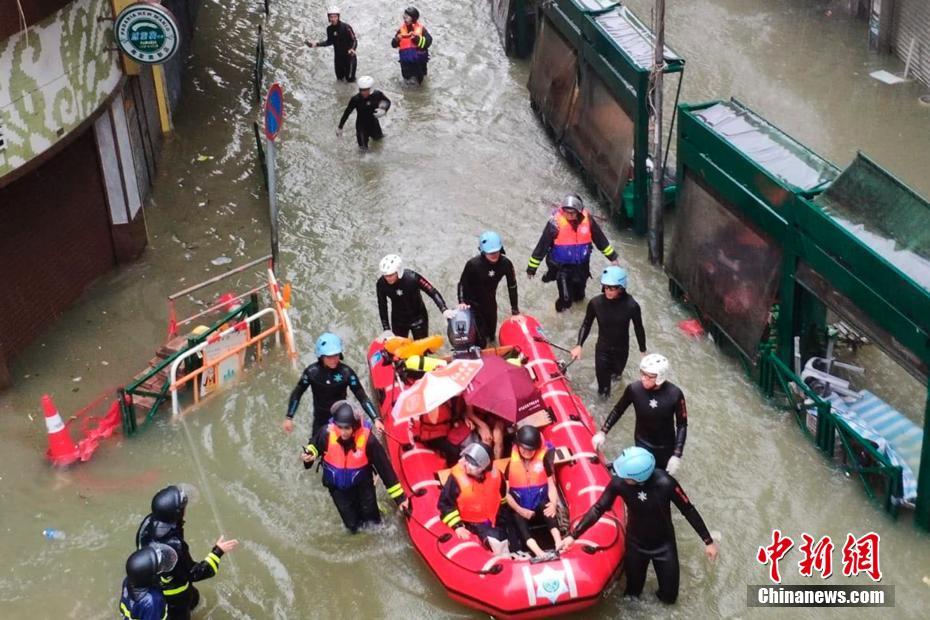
[211,256,233,266]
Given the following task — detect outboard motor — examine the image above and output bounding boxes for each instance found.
[447,308,479,359]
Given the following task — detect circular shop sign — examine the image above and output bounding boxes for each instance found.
[114,2,180,64]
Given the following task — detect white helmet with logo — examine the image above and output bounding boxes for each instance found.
[327,6,341,15]
[357,75,375,90]
[640,353,669,385]
[379,254,403,277]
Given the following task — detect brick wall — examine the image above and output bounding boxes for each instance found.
[892,0,930,87]
[0,128,115,383]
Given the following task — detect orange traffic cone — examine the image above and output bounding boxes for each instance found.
[42,395,78,467]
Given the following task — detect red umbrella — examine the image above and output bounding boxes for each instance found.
[463,355,544,423]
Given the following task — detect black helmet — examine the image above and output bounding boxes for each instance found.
[515,425,542,451]
[331,400,359,428]
[404,6,419,21]
[447,308,477,350]
[560,194,584,212]
[126,543,177,588]
[151,485,188,524]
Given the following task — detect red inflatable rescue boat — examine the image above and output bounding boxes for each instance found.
[367,314,625,618]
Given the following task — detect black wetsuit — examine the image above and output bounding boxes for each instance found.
[527,213,618,311]
[438,471,508,542]
[577,292,647,397]
[338,90,392,148]
[457,254,519,346]
[135,518,226,620]
[377,270,448,339]
[315,21,357,81]
[391,22,433,83]
[602,381,688,469]
[287,361,380,436]
[570,470,713,604]
[304,427,406,532]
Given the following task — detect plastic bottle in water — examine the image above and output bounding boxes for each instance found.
[42,528,66,541]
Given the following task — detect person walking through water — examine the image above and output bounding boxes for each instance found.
[285,332,384,436]
[305,6,357,82]
[592,354,687,475]
[559,447,718,604]
[136,486,239,620]
[301,401,410,533]
[377,253,455,339]
[571,266,647,397]
[391,7,432,84]
[337,76,391,149]
[457,231,519,347]
[118,544,176,620]
[526,194,619,312]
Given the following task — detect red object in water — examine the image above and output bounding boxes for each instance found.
[367,314,625,619]
[463,355,543,423]
[678,319,705,338]
[42,394,122,466]
[43,394,79,467]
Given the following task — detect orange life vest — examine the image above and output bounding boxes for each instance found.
[507,447,549,510]
[417,402,453,442]
[322,425,370,490]
[451,463,502,525]
[550,208,593,265]
[398,22,424,51]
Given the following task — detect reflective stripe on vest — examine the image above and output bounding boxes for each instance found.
[550,208,593,265]
[161,579,190,596]
[507,447,548,510]
[398,22,426,63]
[322,425,371,490]
[451,463,501,526]
[418,402,452,441]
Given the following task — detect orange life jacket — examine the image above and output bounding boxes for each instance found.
[322,425,370,490]
[417,402,453,442]
[451,463,502,525]
[507,447,549,510]
[398,22,424,51]
[550,208,593,264]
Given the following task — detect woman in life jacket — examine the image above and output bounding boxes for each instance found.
[504,425,563,559]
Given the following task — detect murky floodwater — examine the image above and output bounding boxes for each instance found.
[1,0,928,617]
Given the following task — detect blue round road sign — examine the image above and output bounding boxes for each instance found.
[264,83,284,141]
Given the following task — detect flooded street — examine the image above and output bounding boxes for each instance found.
[1,0,928,617]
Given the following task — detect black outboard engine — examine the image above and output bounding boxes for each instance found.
[448,308,479,359]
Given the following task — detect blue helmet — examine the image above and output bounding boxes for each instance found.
[315,332,343,357]
[478,231,503,254]
[612,447,655,482]
[601,266,628,288]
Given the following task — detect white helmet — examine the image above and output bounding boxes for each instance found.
[327,6,341,15]
[379,254,403,277]
[357,75,375,90]
[640,353,669,385]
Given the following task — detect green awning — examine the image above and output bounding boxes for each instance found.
[814,154,930,292]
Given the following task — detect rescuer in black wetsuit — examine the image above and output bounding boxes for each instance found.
[559,447,718,604]
[136,486,239,620]
[284,332,383,436]
[337,76,391,149]
[571,265,647,398]
[526,194,619,312]
[377,254,453,339]
[305,7,358,81]
[592,353,687,475]
[302,402,409,532]
[457,231,519,347]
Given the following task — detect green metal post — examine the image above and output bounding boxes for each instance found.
[776,253,797,369]
[916,385,930,531]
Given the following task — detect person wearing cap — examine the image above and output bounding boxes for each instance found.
[527,194,620,312]
[305,7,358,82]
[302,401,409,532]
[119,544,176,620]
[591,354,687,474]
[457,231,520,347]
[337,76,391,149]
[391,7,432,84]
[377,254,454,340]
[438,442,509,555]
[559,447,718,604]
[571,266,647,398]
[504,425,562,559]
[136,486,239,620]
[285,332,383,436]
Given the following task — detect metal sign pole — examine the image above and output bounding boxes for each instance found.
[647,0,666,265]
[266,138,278,267]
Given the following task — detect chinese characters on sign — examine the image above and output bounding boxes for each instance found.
[757,531,882,583]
